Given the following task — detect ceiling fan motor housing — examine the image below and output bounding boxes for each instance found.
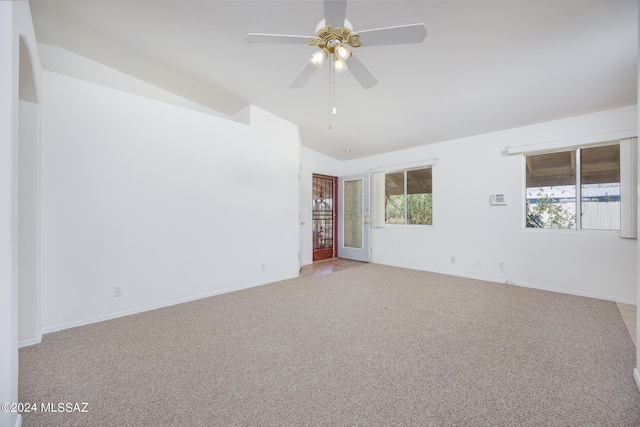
[311,19,361,53]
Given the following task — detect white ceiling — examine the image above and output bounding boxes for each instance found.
[29,0,637,160]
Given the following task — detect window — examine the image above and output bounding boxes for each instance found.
[385,167,432,225]
[525,143,620,230]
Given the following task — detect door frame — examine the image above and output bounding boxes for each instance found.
[337,173,371,262]
[311,174,338,262]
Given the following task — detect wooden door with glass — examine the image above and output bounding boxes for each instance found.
[312,174,337,261]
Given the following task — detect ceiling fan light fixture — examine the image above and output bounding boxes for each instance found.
[246,0,427,124]
[310,49,328,68]
[335,43,351,60]
[333,56,348,73]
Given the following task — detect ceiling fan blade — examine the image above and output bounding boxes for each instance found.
[324,0,347,27]
[290,62,319,89]
[346,55,378,89]
[245,33,320,45]
[357,23,427,47]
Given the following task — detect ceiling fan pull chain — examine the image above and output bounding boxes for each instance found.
[329,53,335,129]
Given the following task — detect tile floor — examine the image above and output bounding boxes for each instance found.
[299,257,367,277]
[617,302,637,345]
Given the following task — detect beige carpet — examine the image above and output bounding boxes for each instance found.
[19,264,640,426]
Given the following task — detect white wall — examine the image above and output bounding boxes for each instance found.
[342,106,638,303]
[1,3,41,427]
[18,99,40,345]
[299,147,341,266]
[635,1,640,389]
[38,43,228,120]
[0,7,17,427]
[40,71,301,332]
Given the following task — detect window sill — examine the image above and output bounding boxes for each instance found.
[382,224,434,228]
[524,227,621,236]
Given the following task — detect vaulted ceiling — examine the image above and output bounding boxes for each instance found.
[29,0,637,160]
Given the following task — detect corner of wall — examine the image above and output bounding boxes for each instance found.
[243,104,300,135]
[636,0,640,386]
[230,105,251,125]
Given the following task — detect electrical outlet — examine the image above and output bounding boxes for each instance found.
[498,261,505,269]
[261,263,266,270]
[113,286,122,297]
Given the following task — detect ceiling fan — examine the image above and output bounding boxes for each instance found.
[245,0,427,98]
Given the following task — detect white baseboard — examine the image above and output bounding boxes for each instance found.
[512,280,636,305]
[634,368,640,392]
[371,261,636,305]
[42,273,299,335]
[18,334,42,348]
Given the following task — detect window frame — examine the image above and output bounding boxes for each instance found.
[384,165,433,227]
[524,140,621,232]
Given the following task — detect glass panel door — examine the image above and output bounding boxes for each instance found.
[343,179,363,249]
[338,173,370,262]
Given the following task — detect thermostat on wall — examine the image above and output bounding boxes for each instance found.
[490,194,507,205]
